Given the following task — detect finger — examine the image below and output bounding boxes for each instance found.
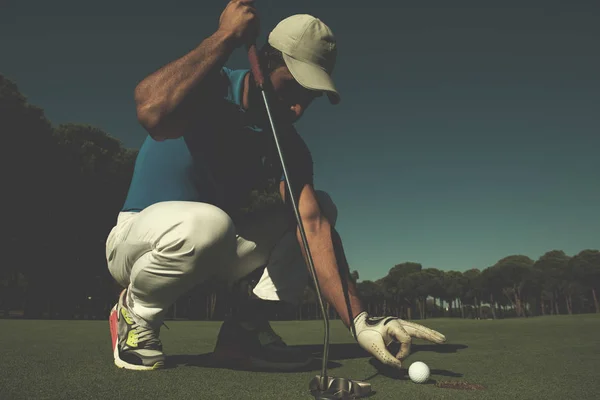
[400,321,447,344]
[230,0,255,11]
[361,330,403,369]
[389,324,412,360]
[239,2,257,15]
[238,0,256,8]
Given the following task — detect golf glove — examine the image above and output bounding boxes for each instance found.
[351,311,446,369]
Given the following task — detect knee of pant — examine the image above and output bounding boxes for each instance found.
[154,205,236,274]
[315,190,338,227]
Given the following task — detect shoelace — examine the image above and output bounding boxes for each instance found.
[141,328,161,348]
[128,319,162,349]
[121,292,166,349]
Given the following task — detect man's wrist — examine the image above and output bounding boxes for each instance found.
[213,28,242,50]
[350,311,368,340]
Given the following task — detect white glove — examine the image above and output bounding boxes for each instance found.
[351,311,446,369]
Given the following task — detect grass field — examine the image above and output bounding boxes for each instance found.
[1,314,599,399]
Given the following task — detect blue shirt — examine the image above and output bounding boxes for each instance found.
[121,67,312,216]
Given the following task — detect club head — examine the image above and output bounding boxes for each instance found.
[309,375,372,399]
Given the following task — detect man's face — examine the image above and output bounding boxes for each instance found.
[268,66,322,124]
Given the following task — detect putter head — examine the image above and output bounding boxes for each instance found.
[309,375,372,399]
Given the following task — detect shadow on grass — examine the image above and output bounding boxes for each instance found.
[368,342,467,382]
[291,343,468,358]
[166,343,370,372]
[166,352,343,373]
[364,358,464,385]
[166,342,467,376]
[411,343,468,354]
[354,343,467,383]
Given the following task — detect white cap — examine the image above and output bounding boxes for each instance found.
[268,14,340,104]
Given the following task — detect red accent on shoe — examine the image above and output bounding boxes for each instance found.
[109,307,118,351]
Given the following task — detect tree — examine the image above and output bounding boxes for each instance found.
[533,251,571,315]
[461,269,482,318]
[1,73,138,318]
[492,255,535,317]
[480,266,503,319]
[357,280,385,315]
[380,262,423,319]
[440,271,466,317]
[569,250,600,314]
[387,262,422,278]
[407,270,434,319]
[1,74,65,317]
[522,266,544,316]
[421,268,445,317]
[39,124,137,318]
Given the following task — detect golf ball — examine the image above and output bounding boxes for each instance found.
[408,361,430,383]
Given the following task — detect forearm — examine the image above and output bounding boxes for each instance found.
[134,30,237,136]
[297,217,365,329]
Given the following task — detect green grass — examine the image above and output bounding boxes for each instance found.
[1,315,599,399]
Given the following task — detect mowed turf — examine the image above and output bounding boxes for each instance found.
[1,314,599,400]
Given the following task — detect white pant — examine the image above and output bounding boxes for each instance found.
[105,191,337,329]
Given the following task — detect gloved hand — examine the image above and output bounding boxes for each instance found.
[351,311,446,369]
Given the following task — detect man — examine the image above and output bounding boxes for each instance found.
[106,0,446,372]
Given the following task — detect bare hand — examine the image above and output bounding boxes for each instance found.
[218,0,259,47]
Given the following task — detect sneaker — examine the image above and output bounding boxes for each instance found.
[109,289,165,370]
[212,318,314,371]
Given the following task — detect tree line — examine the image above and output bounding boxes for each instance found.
[356,251,599,321]
[1,73,598,321]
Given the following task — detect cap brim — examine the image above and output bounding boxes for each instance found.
[282,53,340,105]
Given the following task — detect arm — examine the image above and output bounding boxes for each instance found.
[134,0,258,140]
[280,181,365,329]
[280,181,446,368]
[275,127,364,328]
[277,129,446,369]
[134,31,236,140]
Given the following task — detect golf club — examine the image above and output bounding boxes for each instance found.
[247,43,372,399]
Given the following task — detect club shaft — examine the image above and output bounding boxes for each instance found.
[259,89,330,390]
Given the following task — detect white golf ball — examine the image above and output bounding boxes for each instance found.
[408,361,430,383]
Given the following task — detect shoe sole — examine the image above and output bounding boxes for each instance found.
[109,303,165,371]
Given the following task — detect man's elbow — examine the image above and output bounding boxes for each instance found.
[136,103,182,141]
[134,86,181,141]
[134,86,160,136]
[136,108,162,140]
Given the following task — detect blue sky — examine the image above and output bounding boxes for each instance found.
[2,0,598,282]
